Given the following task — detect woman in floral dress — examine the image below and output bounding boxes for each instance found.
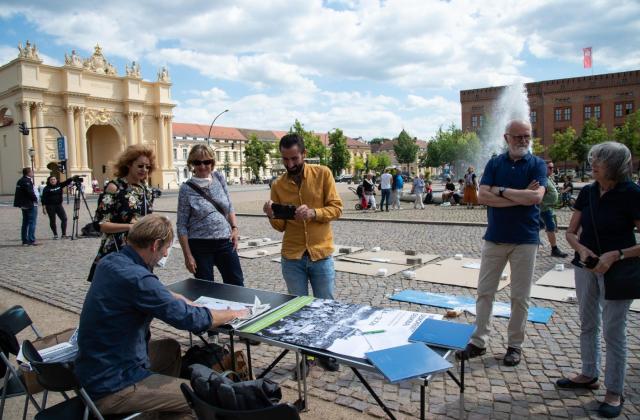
[87,145,156,281]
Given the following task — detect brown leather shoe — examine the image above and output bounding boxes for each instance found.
[455,343,486,361]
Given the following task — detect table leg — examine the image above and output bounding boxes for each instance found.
[229,330,236,372]
[351,367,397,420]
[420,380,426,420]
[245,340,253,380]
[257,349,289,379]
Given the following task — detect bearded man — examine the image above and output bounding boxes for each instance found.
[456,119,546,367]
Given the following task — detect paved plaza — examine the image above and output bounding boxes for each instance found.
[0,185,638,419]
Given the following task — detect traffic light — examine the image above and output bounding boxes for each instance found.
[18,122,29,135]
[59,160,66,174]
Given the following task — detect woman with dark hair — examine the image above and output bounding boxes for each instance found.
[41,175,74,239]
[558,141,640,418]
[87,145,156,282]
[176,144,243,285]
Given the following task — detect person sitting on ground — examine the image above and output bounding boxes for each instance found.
[75,214,248,419]
[452,179,465,205]
[561,175,574,208]
[423,180,434,204]
[441,177,456,203]
[362,171,377,211]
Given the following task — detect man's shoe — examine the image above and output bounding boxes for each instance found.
[503,347,522,366]
[29,242,41,246]
[53,235,59,240]
[317,356,340,372]
[556,376,599,390]
[551,247,568,258]
[455,343,486,361]
[599,396,624,418]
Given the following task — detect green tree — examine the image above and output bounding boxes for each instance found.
[369,138,386,146]
[352,156,366,175]
[243,134,269,181]
[422,124,479,175]
[549,127,576,171]
[393,129,419,171]
[573,118,608,176]
[376,153,392,171]
[615,111,640,164]
[328,128,351,176]
[532,138,545,156]
[289,119,328,165]
[367,154,379,173]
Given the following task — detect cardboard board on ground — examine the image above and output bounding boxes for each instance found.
[529,284,576,303]
[413,257,511,290]
[345,250,440,266]
[238,243,283,259]
[237,238,282,250]
[271,245,363,263]
[333,257,408,277]
[535,268,575,289]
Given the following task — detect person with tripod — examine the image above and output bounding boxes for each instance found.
[41,175,77,239]
[87,145,156,282]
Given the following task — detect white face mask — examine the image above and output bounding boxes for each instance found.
[156,244,172,268]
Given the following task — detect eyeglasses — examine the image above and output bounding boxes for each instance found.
[193,159,214,166]
[137,164,152,170]
[547,166,554,169]
[508,134,531,142]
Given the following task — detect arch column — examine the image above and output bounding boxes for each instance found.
[78,107,89,170]
[35,102,46,170]
[164,115,173,169]
[156,114,166,169]
[65,106,78,170]
[136,113,144,145]
[127,112,135,146]
[18,102,33,167]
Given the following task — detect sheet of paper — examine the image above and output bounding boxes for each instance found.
[193,295,271,328]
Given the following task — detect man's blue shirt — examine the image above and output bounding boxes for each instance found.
[480,152,547,244]
[75,246,212,400]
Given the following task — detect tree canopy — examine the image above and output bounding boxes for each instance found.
[422,124,480,174]
[548,127,575,170]
[393,129,419,170]
[289,119,328,164]
[328,128,351,176]
[243,134,271,180]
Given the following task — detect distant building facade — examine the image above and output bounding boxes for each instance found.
[460,70,640,155]
[370,138,428,175]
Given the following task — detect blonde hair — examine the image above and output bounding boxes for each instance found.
[113,145,156,178]
[127,214,174,249]
[187,144,216,171]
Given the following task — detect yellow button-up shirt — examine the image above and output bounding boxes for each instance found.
[269,164,343,261]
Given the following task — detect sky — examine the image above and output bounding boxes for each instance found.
[1,0,639,141]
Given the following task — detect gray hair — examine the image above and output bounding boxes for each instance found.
[588,141,632,182]
[504,119,531,134]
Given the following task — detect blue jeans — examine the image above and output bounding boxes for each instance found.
[379,189,391,210]
[21,207,37,244]
[539,209,557,232]
[188,238,244,286]
[575,267,632,395]
[281,255,335,299]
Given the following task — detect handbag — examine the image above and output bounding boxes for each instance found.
[181,334,252,382]
[186,177,231,229]
[587,185,640,300]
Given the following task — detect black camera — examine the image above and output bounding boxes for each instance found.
[271,203,296,220]
[72,175,84,183]
[571,255,599,269]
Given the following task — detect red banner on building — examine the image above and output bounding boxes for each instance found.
[583,47,592,69]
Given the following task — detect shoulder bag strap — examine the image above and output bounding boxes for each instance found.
[186,180,230,224]
[587,183,602,255]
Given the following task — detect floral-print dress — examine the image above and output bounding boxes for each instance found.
[87,178,153,281]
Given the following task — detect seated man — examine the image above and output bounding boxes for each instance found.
[75,214,247,419]
[441,177,456,203]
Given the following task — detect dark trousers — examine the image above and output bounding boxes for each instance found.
[45,204,67,236]
[188,238,244,286]
[21,207,37,244]
[380,189,391,210]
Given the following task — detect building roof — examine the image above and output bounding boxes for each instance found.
[173,122,246,141]
[370,138,427,153]
[237,128,278,142]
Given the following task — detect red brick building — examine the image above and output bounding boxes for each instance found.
[460,70,640,153]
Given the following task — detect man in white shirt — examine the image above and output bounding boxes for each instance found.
[379,169,392,212]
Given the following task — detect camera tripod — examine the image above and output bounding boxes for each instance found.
[70,180,94,240]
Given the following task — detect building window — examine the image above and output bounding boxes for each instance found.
[234,168,238,177]
[615,103,623,117]
[625,102,634,115]
[173,148,177,160]
[183,168,188,179]
[233,152,238,162]
[594,105,601,119]
[471,115,478,128]
[225,151,230,161]
[216,151,221,161]
[563,107,571,121]
[182,149,188,159]
[530,111,537,123]
[479,115,484,127]
[584,106,591,120]
[554,108,562,121]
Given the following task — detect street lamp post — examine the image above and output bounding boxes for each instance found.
[27,147,35,172]
[206,109,229,147]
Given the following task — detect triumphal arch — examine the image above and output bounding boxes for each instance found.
[0,42,176,193]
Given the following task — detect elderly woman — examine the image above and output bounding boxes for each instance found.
[558,142,640,418]
[88,145,156,282]
[177,145,244,285]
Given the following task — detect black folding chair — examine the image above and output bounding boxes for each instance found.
[180,383,300,420]
[0,305,44,420]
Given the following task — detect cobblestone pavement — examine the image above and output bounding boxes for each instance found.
[1,188,638,419]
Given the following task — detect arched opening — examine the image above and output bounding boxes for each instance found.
[86,125,121,187]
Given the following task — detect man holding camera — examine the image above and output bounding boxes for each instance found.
[263,133,343,372]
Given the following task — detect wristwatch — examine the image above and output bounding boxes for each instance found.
[498,187,506,197]
[618,249,625,260]
[231,225,238,230]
